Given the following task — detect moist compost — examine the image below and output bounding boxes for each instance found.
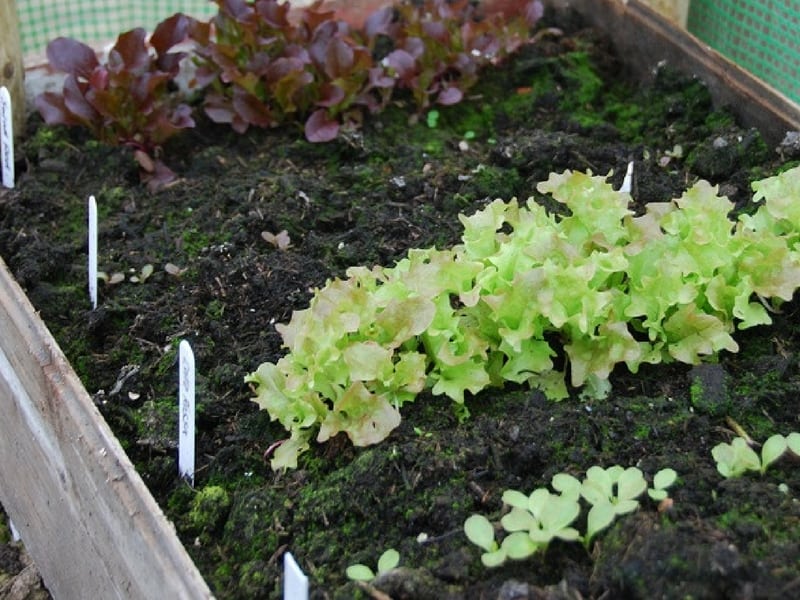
[2,8,800,599]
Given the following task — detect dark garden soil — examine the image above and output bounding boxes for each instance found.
[3,7,800,599]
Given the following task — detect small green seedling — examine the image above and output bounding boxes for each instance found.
[465,465,677,567]
[579,466,647,545]
[713,432,800,478]
[712,437,760,477]
[412,426,432,438]
[464,514,506,567]
[499,488,581,560]
[647,468,678,501]
[553,466,675,545]
[261,229,292,250]
[345,548,400,582]
[129,263,154,283]
[98,270,125,285]
[789,432,800,456]
[426,110,440,129]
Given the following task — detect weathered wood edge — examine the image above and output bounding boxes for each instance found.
[0,256,213,599]
[558,0,800,148]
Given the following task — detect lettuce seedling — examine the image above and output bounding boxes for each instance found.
[463,514,505,567]
[35,14,197,190]
[346,548,400,581]
[499,488,581,559]
[464,487,581,567]
[465,465,677,567]
[578,466,647,545]
[647,467,678,501]
[712,437,761,478]
[789,432,800,456]
[712,433,800,478]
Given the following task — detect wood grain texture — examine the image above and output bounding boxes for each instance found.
[0,256,213,599]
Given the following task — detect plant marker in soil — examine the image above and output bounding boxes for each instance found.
[178,340,196,487]
[283,552,308,600]
[88,196,98,310]
[0,86,12,188]
[619,160,634,194]
[8,518,20,542]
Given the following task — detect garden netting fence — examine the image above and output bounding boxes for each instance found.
[688,0,800,104]
[17,1,217,59]
[13,0,800,105]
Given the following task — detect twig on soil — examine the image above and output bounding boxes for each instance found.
[468,480,492,504]
[266,543,289,566]
[263,439,287,462]
[725,417,757,446]
[131,335,165,354]
[108,364,141,396]
[355,580,393,600]
[416,528,462,545]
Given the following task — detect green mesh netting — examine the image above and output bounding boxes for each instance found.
[688,0,800,104]
[17,1,217,57]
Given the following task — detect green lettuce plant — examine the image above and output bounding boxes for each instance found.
[463,466,676,566]
[712,432,800,478]
[247,166,800,469]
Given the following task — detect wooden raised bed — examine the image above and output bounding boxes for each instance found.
[0,259,213,598]
[1,1,798,596]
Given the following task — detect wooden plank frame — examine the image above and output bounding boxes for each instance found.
[0,256,213,599]
[0,1,798,597]
[559,0,800,147]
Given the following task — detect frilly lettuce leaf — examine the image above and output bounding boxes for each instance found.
[247,166,800,469]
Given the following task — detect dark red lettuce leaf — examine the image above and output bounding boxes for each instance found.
[305,109,339,142]
[46,37,99,79]
[364,6,395,40]
[437,85,463,105]
[35,92,76,126]
[61,75,99,123]
[150,13,191,56]
[112,29,149,72]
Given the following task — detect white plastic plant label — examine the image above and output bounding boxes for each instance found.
[0,86,13,188]
[8,518,20,542]
[88,196,98,309]
[619,161,634,194]
[283,552,308,600]
[178,340,196,486]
